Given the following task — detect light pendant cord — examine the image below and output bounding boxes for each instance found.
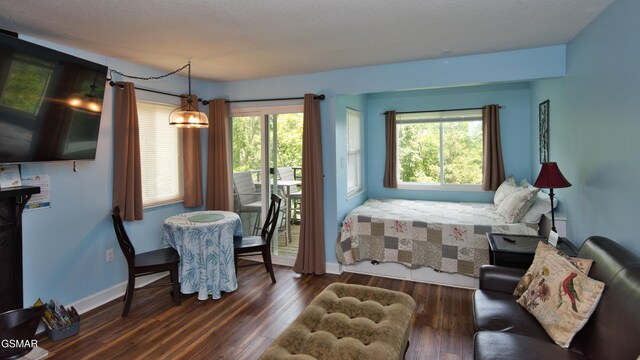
[108,63,190,83]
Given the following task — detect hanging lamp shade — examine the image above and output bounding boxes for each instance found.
[168,60,208,128]
[169,100,209,128]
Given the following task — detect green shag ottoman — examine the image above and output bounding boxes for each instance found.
[259,282,416,360]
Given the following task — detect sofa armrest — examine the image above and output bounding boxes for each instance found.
[479,265,526,294]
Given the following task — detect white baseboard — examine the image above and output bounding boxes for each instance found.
[68,272,168,315]
[326,262,341,275]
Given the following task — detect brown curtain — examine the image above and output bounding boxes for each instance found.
[482,104,505,191]
[205,99,233,211]
[182,95,203,208]
[383,110,398,188]
[294,94,325,275]
[112,82,143,220]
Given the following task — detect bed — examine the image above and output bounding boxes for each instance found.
[336,198,539,278]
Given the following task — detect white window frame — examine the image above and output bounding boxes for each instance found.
[396,109,484,192]
[346,107,364,198]
[137,99,184,208]
[230,104,304,207]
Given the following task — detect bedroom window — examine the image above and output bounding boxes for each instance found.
[137,100,184,207]
[396,109,483,190]
[346,108,363,196]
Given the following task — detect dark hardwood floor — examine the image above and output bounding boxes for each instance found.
[38,261,475,359]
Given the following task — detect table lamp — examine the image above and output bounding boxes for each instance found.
[534,162,572,233]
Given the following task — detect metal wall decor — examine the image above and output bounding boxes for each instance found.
[539,99,550,163]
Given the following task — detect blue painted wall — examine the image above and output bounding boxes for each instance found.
[530,0,640,255]
[14,33,567,307]
[365,83,533,203]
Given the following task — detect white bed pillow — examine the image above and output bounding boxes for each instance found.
[493,176,518,206]
[496,186,540,223]
[519,179,558,224]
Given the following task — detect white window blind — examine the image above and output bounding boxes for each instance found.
[346,108,363,195]
[137,100,184,207]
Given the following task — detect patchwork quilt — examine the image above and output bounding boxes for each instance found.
[337,198,539,277]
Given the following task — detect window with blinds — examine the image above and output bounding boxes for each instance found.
[137,100,184,207]
[346,108,363,196]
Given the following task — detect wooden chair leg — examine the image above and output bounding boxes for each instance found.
[122,273,135,317]
[262,248,276,284]
[170,265,181,306]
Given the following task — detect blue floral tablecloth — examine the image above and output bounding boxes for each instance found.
[162,211,243,300]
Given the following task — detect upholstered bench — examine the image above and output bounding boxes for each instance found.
[259,282,416,360]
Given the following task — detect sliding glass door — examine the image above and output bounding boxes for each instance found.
[231,105,303,257]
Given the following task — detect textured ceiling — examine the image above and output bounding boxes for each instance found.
[0,0,614,81]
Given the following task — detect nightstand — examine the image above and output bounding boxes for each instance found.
[486,233,577,269]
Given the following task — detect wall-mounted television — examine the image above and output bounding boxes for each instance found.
[0,31,108,164]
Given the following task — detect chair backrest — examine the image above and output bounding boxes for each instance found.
[278,167,295,181]
[111,206,135,267]
[261,194,282,245]
[277,167,299,195]
[233,171,260,209]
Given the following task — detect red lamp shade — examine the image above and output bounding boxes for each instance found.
[534,162,572,189]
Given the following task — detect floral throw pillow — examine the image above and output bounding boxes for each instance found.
[517,253,604,348]
[514,241,593,297]
[496,187,539,223]
[493,176,518,206]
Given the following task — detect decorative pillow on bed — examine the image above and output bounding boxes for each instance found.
[519,179,558,224]
[493,176,518,206]
[495,186,539,223]
[513,241,593,297]
[517,252,604,348]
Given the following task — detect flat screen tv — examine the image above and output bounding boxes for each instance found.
[0,31,108,164]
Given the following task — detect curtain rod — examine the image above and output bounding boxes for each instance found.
[108,81,202,102]
[201,94,325,105]
[109,82,324,105]
[383,105,502,115]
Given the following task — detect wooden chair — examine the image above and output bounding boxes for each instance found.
[234,194,281,283]
[111,206,181,317]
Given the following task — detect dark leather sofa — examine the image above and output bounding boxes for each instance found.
[472,236,640,360]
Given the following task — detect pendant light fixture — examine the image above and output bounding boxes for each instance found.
[168,61,208,128]
[108,61,208,128]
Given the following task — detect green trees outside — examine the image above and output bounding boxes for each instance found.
[231,113,303,174]
[272,113,303,168]
[398,120,482,185]
[231,112,482,185]
[232,115,261,173]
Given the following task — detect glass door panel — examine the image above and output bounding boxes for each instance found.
[269,113,303,258]
[231,106,303,258]
[231,115,267,237]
